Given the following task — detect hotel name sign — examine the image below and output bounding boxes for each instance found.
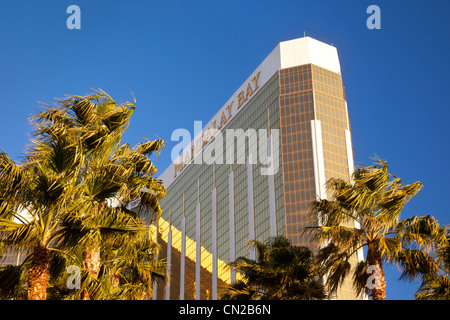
[174,71,261,178]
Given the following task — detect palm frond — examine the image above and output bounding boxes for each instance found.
[379,236,402,261]
[0,218,40,249]
[395,248,439,282]
[351,260,370,298]
[315,243,352,295]
[0,150,29,199]
[415,274,450,300]
[0,263,28,299]
[396,215,446,251]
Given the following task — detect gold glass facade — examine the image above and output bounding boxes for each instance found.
[279,64,359,299]
[157,62,361,300]
[157,73,283,300]
[279,64,316,247]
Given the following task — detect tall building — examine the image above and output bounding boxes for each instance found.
[154,36,364,300]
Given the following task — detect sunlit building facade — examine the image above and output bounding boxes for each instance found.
[154,36,364,300]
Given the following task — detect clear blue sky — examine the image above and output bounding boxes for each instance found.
[0,1,449,300]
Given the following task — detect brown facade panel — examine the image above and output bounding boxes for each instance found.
[279,65,317,249]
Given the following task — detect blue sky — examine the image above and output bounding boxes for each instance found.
[0,1,449,299]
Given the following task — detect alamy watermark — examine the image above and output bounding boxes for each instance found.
[366,264,382,290]
[66,5,81,30]
[366,5,381,30]
[65,5,381,31]
[171,121,280,177]
[66,265,81,290]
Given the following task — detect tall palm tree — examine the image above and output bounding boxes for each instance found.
[0,90,167,299]
[220,236,326,300]
[50,91,165,299]
[307,157,447,300]
[33,90,166,299]
[0,128,82,299]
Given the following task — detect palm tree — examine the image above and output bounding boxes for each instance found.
[307,157,447,300]
[220,236,326,300]
[0,129,81,299]
[46,231,167,300]
[0,90,167,299]
[34,90,166,299]
[99,233,167,299]
[398,229,450,300]
[49,91,166,299]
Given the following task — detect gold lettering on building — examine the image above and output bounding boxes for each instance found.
[251,71,261,91]
[217,112,227,130]
[203,128,212,147]
[174,162,185,178]
[225,101,233,119]
[246,82,254,98]
[237,71,261,109]
[237,91,247,109]
[174,70,261,178]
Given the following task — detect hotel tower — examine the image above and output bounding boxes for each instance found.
[152,36,363,300]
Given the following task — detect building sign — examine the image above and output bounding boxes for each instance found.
[173,71,261,178]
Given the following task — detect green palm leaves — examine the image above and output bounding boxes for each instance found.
[0,89,167,299]
[221,237,326,300]
[308,157,448,300]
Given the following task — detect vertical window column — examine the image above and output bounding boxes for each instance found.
[165,223,172,300]
[310,120,327,203]
[195,179,201,300]
[228,168,236,283]
[211,187,218,299]
[180,194,186,300]
[267,108,278,238]
[268,133,278,238]
[247,154,256,260]
[344,128,354,182]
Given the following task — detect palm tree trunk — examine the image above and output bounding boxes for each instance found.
[367,245,387,300]
[27,244,49,300]
[81,245,101,300]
